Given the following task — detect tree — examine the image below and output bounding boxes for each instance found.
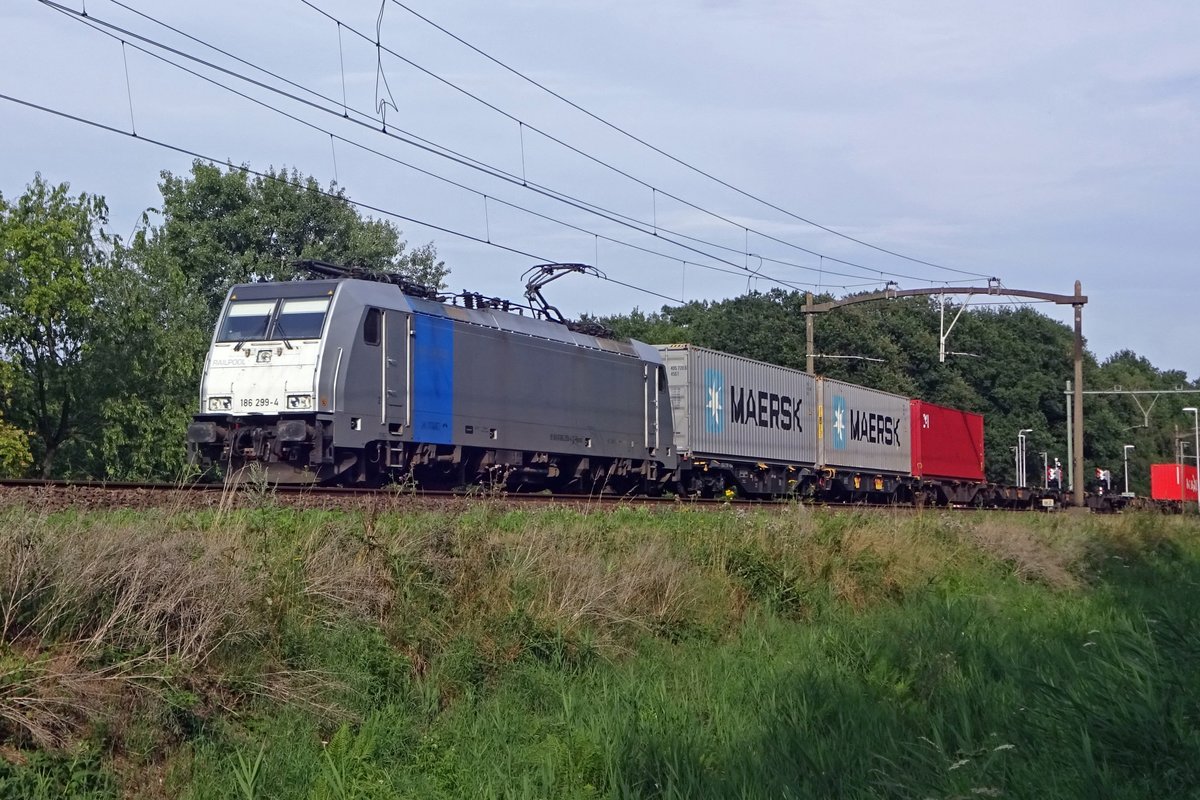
[83,251,212,480]
[137,161,449,320]
[0,175,115,476]
[1087,350,1196,495]
[0,175,209,480]
[0,360,31,477]
[0,413,30,477]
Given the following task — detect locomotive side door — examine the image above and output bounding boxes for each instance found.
[643,364,663,456]
[382,310,409,427]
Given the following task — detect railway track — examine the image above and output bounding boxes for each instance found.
[0,477,1046,514]
[0,478,778,513]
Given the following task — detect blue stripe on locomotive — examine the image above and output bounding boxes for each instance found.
[412,314,454,444]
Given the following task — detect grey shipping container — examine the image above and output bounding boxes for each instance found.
[817,378,912,474]
[656,345,818,464]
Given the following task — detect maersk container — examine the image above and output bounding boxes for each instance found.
[655,345,818,464]
[1150,463,1198,501]
[910,400,985,482]
[817,378,912,474]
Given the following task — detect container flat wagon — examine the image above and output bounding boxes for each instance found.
[657,344,819,496]
[910,399,987,505]
[817,378,913,500]
[189,262,1095,510]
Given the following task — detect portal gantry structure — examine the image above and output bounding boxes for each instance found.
[803,281,1088,507]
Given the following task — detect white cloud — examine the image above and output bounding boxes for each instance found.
[1,0,1197,371]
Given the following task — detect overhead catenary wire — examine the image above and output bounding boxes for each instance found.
[379,0,993,280]
[86,0,986,289]
[45,1,515,187]
[53,10,830,296]
[301,0,992,282]
[43,0,883,294]
[660,225,940,285]
[0,91,686,307]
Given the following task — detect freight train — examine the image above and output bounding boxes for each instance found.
[184,263,1126,510]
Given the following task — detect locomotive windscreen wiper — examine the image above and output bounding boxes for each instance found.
[271,318,295,349]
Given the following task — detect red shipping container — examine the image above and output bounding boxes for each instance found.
[910,400,985,482]
[1150,463,1198,501]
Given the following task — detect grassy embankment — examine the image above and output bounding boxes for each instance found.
[1,498,1198,799]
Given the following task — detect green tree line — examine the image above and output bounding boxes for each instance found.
[0,164,446,479]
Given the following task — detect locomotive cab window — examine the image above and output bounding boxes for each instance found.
[217,297,330,342]
[363,308,382,346]
[218,300,275,342]
[275,298,330,340]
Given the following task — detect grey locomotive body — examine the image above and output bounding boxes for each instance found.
[188,276,677,492]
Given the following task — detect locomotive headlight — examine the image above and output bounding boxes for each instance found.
[207,396,232,411]
[287,394,314,410]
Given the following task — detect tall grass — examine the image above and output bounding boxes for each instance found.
[0,500,1196,797]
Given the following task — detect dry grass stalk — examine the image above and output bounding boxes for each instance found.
[0,643,175,748]
[835,517,962,604]
[0,520,257,748]
[301,529,395,623]
[510,531,693,648]
[231,668,354,725]
[0,530,55,645]
[55,525,253,667]
[964,518,1081,590]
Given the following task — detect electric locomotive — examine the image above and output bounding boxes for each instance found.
[187,262,678,491]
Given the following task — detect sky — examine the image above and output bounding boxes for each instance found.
[2,0,1198,378]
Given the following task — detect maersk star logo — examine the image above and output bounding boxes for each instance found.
[704,368,724,434]
[832,395,847,450]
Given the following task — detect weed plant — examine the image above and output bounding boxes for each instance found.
[0,500,1196,798]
